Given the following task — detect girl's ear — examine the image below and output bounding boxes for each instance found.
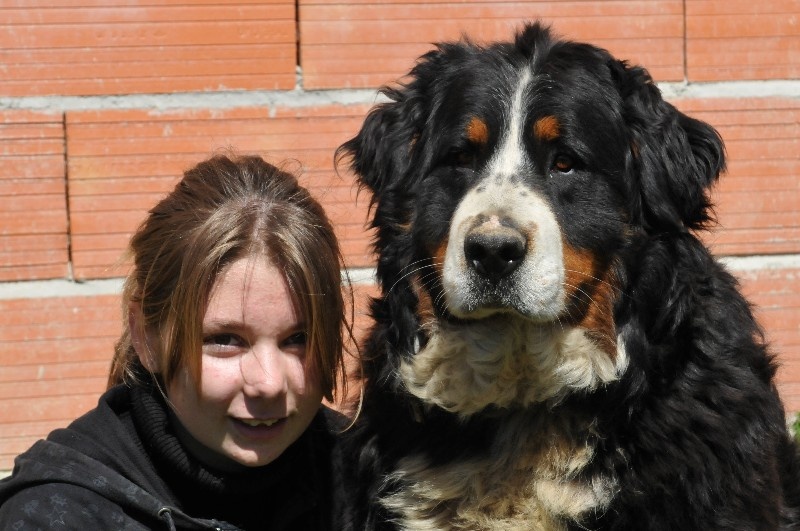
[129,302,158,373]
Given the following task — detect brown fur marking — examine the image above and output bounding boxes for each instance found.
[561,243,618,358]
[534,115,560,141]
[467,117,490,146]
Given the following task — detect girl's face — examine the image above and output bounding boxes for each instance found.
[167,255,323,467]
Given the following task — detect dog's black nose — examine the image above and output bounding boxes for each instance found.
[464,226,526,280]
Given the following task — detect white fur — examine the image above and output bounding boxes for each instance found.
[488,69,532,178]
[400,318,625,416]
[380,407,619,530]
[442,179,565,321]
[386,322,627,529]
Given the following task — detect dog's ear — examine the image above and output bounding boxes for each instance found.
[613,62,726,232]
[337,44,461,200]
[336,85,425,200]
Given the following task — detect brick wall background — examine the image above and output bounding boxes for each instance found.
[1,1,798,471]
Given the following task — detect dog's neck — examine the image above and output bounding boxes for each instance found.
[399,316,628,417]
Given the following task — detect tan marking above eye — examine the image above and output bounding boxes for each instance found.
[534,115,560,141]
[466,117,489,146]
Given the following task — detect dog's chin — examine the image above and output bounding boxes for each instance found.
[442,274,565,323]
[446,304,559,324]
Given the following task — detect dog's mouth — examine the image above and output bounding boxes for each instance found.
[442,268,565,322]
[440,221,566,322]
[435,176,568,322]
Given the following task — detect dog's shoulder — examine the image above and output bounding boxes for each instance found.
[596,232,797,527]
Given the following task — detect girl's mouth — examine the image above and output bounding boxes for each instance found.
[238,418,280,427]
[231,416,287,441]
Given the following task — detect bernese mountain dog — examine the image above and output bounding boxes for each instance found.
[334,22,800,530]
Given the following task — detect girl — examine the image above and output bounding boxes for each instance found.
[0,155,352,530]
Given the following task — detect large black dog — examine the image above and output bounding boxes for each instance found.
[335,23,800,530]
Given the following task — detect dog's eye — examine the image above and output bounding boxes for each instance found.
[552,154,574,174]
[447,149,476,168]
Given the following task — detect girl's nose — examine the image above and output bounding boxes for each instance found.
[239,346,288,398]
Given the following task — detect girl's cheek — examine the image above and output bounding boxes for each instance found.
[199,356,242,400]
[296,357,324,396]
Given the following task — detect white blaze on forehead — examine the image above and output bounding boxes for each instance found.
[488,68,533,178]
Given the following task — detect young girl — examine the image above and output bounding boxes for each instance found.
[0,155,352,530]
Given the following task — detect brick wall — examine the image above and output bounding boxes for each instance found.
[1,1,798,471]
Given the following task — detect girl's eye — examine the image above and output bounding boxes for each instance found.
[553,154,575,174]
[203,334,247,356]
[283,331,308,348]
[203,333,246,349]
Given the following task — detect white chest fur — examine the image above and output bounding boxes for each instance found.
[379,411,617,530]
[399,318,626,416]
[383,318,626,529]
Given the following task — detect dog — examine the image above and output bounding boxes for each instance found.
[334,22,800,530]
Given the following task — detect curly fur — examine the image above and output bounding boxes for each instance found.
[399,320,626,416]
[333,22,800,530]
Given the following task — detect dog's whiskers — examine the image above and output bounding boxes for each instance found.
[562,282,617,346]
[564,268,628,297]
[387,260,438,295]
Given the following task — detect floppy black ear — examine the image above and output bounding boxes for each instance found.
[337,42,464,203]
[336,85,424,202]
[615,62,726,232]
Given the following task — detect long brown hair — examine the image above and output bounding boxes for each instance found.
[108,154,350,402]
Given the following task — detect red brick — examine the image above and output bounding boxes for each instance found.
[686,0,800,81]
[732,267,800,412]
[1,393,100,466]
[0,321,120,348]
[0,361,111,387]
[65,105,372,279]
[0,377,108,402]
[0,291,123,469]
[299,1,685,89]
[0,111,68,282]
[1,337,119,367]
[0,248,68,269]
[1,419,67,440]
[674,98,800,256]
[0,3,297,96]
[0,178,64,195]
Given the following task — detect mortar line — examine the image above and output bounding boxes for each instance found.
[1,80,798,113]
[0,267,376,300]
[4,254,800,301]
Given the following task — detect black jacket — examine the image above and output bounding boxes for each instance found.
[0,377,345,530]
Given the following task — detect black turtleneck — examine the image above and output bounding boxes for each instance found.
[126,375,338,530]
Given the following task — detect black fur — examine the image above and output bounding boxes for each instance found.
[335,23,800,530]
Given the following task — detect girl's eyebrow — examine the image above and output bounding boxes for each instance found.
[202,319,247,331]
[202,319,308,333]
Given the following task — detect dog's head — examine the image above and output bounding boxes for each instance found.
[339,23,725,410]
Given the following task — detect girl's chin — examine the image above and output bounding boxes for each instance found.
[225,448,284,468]
[222,421,294,467]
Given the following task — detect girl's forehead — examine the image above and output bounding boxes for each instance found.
[205,255,302,328]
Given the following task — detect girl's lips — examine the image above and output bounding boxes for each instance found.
[239,418,280,427]
[230,416,287,440]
